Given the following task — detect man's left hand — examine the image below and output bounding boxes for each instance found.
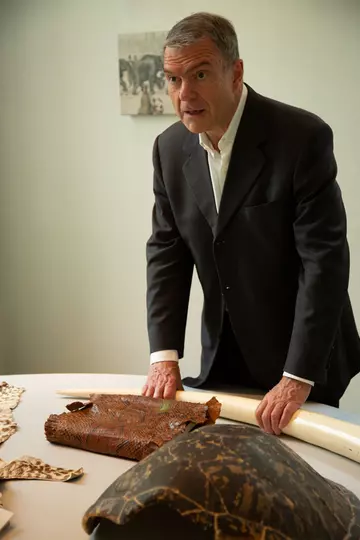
[255,376,311,435]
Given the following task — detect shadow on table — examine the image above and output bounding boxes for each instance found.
[89,505,212,540]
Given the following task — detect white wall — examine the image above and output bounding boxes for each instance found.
[0,0,359,413]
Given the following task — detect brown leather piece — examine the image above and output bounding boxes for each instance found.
[44,394,221,461]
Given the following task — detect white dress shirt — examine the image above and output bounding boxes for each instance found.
[150,84,314,387]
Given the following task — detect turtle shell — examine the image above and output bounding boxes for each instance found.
[83,423,360,539]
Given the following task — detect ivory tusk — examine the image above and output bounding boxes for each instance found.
[56,387,360,465]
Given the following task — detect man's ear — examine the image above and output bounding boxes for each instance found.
[233,59,244,89]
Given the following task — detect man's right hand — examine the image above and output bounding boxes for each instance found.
[142,361,183,399]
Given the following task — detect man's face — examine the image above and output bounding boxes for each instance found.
[163,37,243,137]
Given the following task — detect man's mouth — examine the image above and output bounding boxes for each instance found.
[184,109,205,116]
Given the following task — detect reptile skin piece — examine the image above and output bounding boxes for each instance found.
[44,394,221,461]
[0,456,83,482]
[0,381,25,444]
[83,423,360,540]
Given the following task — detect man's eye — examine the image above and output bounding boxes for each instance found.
[197,71,206,80]
[168,76,178,83]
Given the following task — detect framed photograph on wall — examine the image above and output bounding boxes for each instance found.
[118,30,174,116]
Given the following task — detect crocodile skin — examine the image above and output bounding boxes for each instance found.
[44,394,221,461]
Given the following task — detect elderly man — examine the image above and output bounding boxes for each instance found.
[142,12,360,434]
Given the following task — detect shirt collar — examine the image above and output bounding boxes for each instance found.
[199,83,248,156]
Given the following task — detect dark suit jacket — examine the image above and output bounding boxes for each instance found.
[146,85,360,402]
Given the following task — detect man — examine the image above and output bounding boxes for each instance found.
[142,12,360,435]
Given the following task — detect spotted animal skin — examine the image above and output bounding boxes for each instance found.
[0,456,83,482]
[0,382,25,444]
[83,423,360,540]
[0,382,83,514]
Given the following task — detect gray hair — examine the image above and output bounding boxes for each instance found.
[164,12,240,66]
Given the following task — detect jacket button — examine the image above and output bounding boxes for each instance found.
[225,286,231,290]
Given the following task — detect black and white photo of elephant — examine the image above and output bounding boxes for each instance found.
[118,30,174,115]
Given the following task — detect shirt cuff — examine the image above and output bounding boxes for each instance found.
[283,371,314,386]
[150,350,179,364]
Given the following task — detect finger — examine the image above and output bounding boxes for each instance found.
[279,402,299,431]
[255,399,267,430]
[270,403,285,436]
[163,378,177,399]
[153,384,166,399]
[141,384,148,396]
[145,385,155,397]
[261,403,274,434]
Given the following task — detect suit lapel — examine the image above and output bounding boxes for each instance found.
[216,88,266,238]
[182,138,218,235]
[216,146,265,238]
[181,85,267,238]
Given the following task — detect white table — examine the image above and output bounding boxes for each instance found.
[1,373,360,539]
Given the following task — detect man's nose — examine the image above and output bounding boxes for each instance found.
[179,80,196,101]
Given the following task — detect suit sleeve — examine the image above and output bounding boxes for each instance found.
[146,136,194,358]
[283,122,349,384]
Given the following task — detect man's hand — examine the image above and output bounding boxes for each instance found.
[255,376,311,435]
[142,361,183,399]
